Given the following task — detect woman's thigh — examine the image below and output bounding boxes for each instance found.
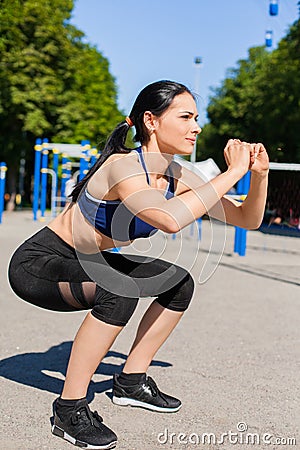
[79,251,192,299]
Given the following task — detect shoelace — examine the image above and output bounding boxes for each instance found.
[71,406,103,428]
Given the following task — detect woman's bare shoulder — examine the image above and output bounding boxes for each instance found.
[88,150,143,197]
[99,150,139,171]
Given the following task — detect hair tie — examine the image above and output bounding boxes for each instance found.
[125,116,134,127]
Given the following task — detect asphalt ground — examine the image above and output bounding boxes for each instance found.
[0,210,299,450]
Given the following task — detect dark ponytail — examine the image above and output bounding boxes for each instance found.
[71,121,131,201]
[71,80,194,202]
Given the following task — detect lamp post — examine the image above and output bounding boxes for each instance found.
[190,56,202,163]
[194,56,202,95]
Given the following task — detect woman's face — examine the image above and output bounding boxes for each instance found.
[153,92,201,155]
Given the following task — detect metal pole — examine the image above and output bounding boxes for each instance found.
[79,140,91,180]
[191,56,202,164]
[234,171,251,256]
[0,162,7,224]
[61,153,68,206]
[18,156,25,209]
[33,138,42,221]
[41,168,57,218]
[191,57,203,239]
[52,148,59,214]
[40,139,49,219]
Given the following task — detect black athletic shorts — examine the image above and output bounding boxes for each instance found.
[8,227,194,326]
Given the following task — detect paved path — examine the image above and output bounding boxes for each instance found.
[0,211,299,450]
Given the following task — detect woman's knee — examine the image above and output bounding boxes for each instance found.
[156,272,195,312]
[91,291,139,326]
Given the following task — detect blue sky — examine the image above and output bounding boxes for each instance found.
[71,0,298,124]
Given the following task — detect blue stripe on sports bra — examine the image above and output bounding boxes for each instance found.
[77,147,175,241]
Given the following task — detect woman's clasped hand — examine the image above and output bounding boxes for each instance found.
[224,138,269,176]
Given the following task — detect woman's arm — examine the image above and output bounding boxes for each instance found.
[208,143,269,229]
[109,140,252,233]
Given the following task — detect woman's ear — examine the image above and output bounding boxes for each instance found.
[143,111,156,133]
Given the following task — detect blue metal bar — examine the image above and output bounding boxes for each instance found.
[52,148,59,215]
[79,140,91,180]
[234,226,241,253]
[33,138,42,221]
[40,139,49,218]
[90,148,98,168]
[61,154,68,206]
[234,171,251,256]
[239,227,247,257]
[197,217,202,241]
[0,162,7,224]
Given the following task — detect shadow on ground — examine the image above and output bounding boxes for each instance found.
[0,342,172,403]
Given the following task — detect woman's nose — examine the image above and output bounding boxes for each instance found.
[194,123,202,134]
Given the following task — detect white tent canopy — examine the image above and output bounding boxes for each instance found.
[174,156,221,181]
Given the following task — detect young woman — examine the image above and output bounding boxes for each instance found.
[8,80,269,449]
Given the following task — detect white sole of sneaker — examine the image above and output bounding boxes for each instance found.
[112,396,181,413]
[52,424,117,449]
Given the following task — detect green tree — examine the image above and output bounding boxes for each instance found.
[197,122,228,171]
[53,45,123,147]
[0,0,123,197]
[256,19,300,162]
[200,46,272,162]
[200,19,300,164]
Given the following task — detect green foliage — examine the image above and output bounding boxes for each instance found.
[200,19,300,164]
[197,123,228,171]
[0,0,123,191]
[53,46,123,148]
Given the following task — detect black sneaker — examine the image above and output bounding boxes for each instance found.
[112,374,181,413]
[52,398,117,449]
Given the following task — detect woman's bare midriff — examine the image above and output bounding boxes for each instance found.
[47,151,173,253]
[47,202,132,253]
